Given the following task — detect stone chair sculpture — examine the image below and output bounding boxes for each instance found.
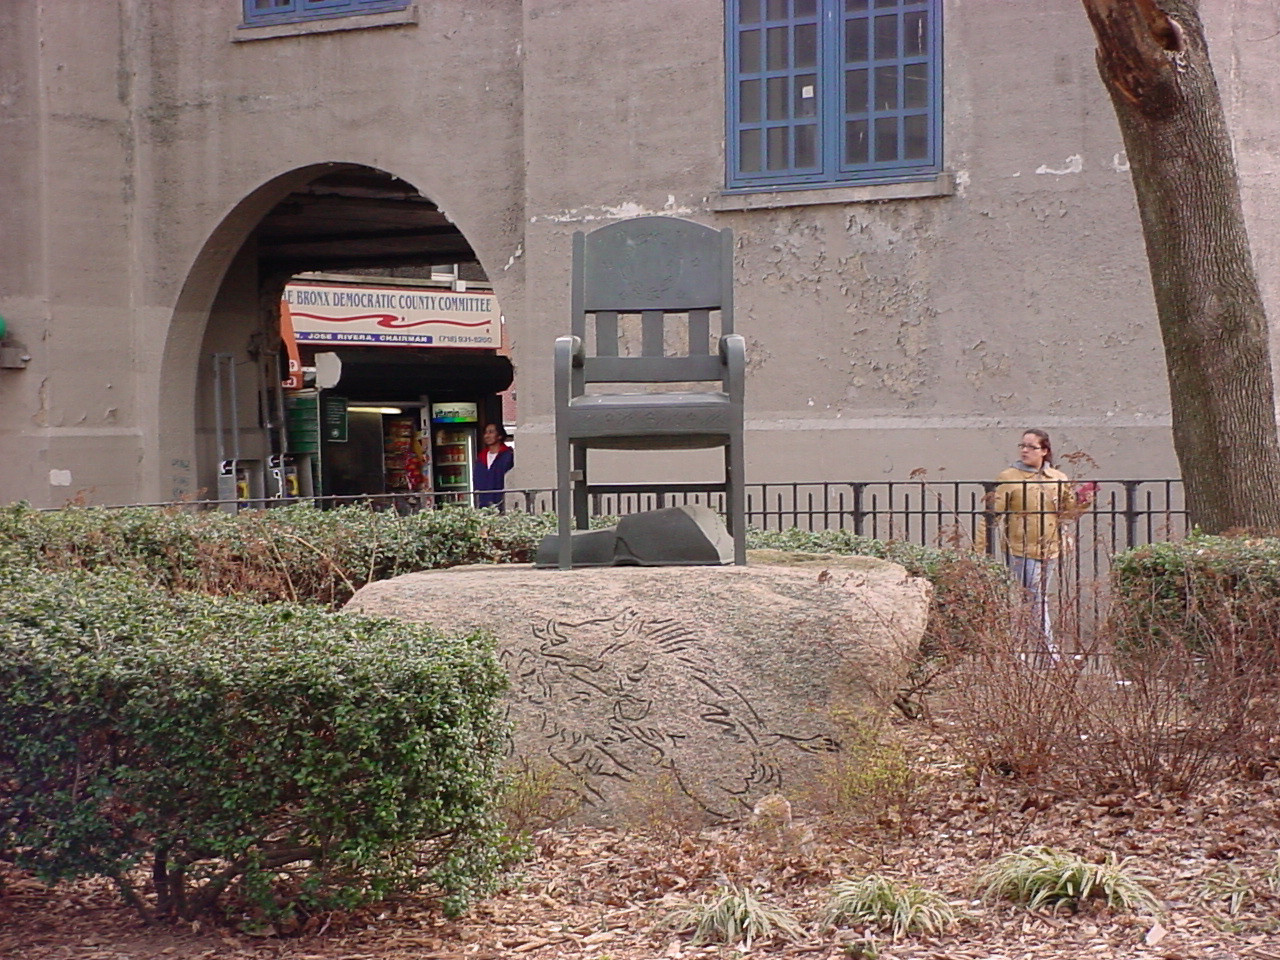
[553,215,747,569]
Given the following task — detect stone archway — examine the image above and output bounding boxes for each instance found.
[155,164,487,502]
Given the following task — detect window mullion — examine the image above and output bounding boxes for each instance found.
[821,0,839,181]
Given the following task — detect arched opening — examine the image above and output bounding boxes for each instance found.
[159,164,513,506]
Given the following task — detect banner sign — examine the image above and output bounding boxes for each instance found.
[283,282,500,349]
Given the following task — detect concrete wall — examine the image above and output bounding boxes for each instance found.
[0,3,146,504]
[512,0,1180,487]
[1,0,1278,506]
[1206,1,1280,366]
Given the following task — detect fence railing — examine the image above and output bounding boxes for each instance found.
[499,478,1182,653]
[495,478,1187,548]
[117,477,1188,556]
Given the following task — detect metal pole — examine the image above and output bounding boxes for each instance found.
[212,354,227,464]
[229,355,242,463]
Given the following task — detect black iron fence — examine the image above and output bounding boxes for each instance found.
[126,476,1188,559]
[495,478,1186,548]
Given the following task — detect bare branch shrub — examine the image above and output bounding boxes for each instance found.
[931,631,1091,784]
[930,535,1280,796]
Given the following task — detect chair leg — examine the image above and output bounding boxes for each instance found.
[726,436,747,565]
[557,433,573,570]
[572,444,589,530]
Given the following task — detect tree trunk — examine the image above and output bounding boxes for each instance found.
[1080,0,1280,532]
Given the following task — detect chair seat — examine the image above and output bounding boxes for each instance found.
[564,391,735,447]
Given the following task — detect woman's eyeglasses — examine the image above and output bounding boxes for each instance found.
[1017,443,1044,450]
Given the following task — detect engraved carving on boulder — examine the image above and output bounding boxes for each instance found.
[499,607,839,819]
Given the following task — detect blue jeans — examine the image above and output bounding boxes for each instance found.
[1008,555,1059,661]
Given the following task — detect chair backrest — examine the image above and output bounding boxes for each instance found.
[571,216,734,386]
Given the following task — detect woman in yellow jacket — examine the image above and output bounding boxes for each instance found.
[986,428,1079,661]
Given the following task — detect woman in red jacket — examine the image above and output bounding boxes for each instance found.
[474,423,514,510]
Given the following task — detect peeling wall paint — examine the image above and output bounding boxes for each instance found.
[1035,154,1084,176]
[530,195,696,224]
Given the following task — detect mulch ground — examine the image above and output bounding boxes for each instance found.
[4,726,1280,960]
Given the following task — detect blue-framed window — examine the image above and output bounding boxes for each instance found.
[727,0,942,190]
[242,0,410,28]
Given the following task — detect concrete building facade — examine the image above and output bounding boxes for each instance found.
[2,1,1279,507]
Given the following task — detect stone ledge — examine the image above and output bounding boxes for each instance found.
[712,172,956,211]
[230,6,418,42]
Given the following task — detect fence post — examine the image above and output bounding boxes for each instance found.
[1122,480,1141,550]
[851,483,866,536]
[982,481,999,555]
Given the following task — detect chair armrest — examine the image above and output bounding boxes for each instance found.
[556,335,584,366]
[720,333,746,403]
[554,335,584,404]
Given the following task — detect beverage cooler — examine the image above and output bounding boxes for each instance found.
[430,402,478,500]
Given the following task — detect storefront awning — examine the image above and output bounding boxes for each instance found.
[315,347,513,401]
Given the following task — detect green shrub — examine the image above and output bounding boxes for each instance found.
[0,502,556,607]
[0,565,508,922]
[0,501,209,591]
[497,757,583,836]
[1110,534,1280,653]
[810,712,930,834]
[5,504,1007,638]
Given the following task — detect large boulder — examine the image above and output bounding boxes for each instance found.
[346,551,930,824]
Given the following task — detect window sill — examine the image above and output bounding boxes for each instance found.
[711,172,955,211]
[231,5,418,42]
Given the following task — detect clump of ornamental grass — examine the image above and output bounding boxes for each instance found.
[1200,864,1256,917]
[657,883,805,948]
[822,874,961,939]
[976,846,1161,914]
